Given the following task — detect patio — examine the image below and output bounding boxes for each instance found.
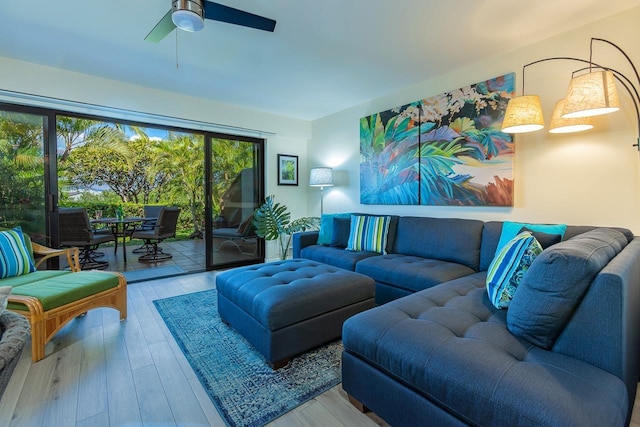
[78,236,260,282]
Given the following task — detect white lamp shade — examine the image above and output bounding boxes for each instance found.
[501,95,545,133]
[309,167,334,187]
[562,70,620,118]
[549,99,594,133]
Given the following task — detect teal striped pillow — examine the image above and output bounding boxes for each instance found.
[346,215,391,254]
[486,231,542,309]
[0,227,37,279]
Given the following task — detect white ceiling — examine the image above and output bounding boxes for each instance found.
[1,0,638,121]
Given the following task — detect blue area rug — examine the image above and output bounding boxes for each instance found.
[153,289,342,427]
[122,265,185,282]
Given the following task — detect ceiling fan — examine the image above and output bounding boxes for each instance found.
[145,0,276,42]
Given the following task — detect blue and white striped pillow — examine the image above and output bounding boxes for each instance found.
[346,215,391,254]
[486,231,542,309]
[0,227,36,279]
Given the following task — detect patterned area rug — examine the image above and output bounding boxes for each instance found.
[153,289,342,427]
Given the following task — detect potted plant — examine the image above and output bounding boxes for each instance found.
[253,195,319,260]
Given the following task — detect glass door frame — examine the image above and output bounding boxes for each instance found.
[0,101,57,248]
[204,132,265,270]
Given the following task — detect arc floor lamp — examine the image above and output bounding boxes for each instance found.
[501,38,640,150]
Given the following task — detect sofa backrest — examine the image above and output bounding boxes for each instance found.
[479,222,636,271]
[392,217,484,271]
[552,237,640,406]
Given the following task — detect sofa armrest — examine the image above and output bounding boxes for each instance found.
[32,243,81,272]
[293,231,319,258]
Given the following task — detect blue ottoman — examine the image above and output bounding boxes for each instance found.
[216,259,375,368]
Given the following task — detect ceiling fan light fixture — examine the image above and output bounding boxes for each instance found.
[172,0,205,32]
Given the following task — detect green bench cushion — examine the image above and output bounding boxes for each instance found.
[8,271,120,312]
[1,271,72,287]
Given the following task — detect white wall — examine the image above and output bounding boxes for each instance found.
[310,7,640,234]
[0,57,312,259]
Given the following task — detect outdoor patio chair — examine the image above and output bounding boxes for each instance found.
[212,213,257,255]
[130,207,180,262]
[58,207,115,270]
[131,205,166,253]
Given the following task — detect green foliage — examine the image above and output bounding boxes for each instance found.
[0,112,46,239]
[253,195,319,260]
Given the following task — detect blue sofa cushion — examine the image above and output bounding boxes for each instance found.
[299,245,378,271]
[519,226,562,249]
[316,213,351,245]
[0,227,36,279]
[347,215,391,254]
[496,221,567,254]
[486,231,542,309]
[342,273,628,426]
[330,216,351,248]
[392,217,484,271]
[508,228,628,349]
[355,254,475,293]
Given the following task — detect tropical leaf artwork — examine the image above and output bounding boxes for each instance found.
[360,73,515,206]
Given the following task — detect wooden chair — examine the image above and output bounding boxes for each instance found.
[5,235,127,362]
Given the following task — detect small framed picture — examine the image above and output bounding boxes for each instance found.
[277,154,298,186]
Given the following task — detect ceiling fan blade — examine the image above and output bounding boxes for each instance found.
[145,10,177,42]
[204,1,276,32]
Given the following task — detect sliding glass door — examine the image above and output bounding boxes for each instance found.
[1,101,265,275]
[207,135,264,268]
[0,108,47,244]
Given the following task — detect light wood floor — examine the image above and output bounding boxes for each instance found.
[1,271,639,427]
[0,271,387,427]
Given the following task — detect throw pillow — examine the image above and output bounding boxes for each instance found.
[496,221,567,254]
[316,213,351,245]
[519,227,562,249]
[486,231,542,309]
[507,228,628,349]
[330,216,351,248]
[346,215,391,254]
[0,227,37,279]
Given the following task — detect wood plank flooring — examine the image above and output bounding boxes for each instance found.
[0,271,638,426]
[0,272,386,427]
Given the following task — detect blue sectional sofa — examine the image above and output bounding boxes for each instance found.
[292,215,640,426]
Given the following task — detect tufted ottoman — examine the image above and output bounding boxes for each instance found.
[216,259,375,368]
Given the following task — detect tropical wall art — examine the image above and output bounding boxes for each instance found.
[360,73,515,206]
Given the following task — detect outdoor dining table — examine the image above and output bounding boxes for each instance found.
[91,217,144,263]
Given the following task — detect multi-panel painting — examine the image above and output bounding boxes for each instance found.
[360,73,515,206]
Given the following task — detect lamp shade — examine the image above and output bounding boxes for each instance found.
[549,99,594,133]
[309,167,334,187]
[562,70,620,118]
[501,95,545,133]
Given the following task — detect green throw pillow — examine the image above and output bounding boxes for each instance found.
[346,215,391,254]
